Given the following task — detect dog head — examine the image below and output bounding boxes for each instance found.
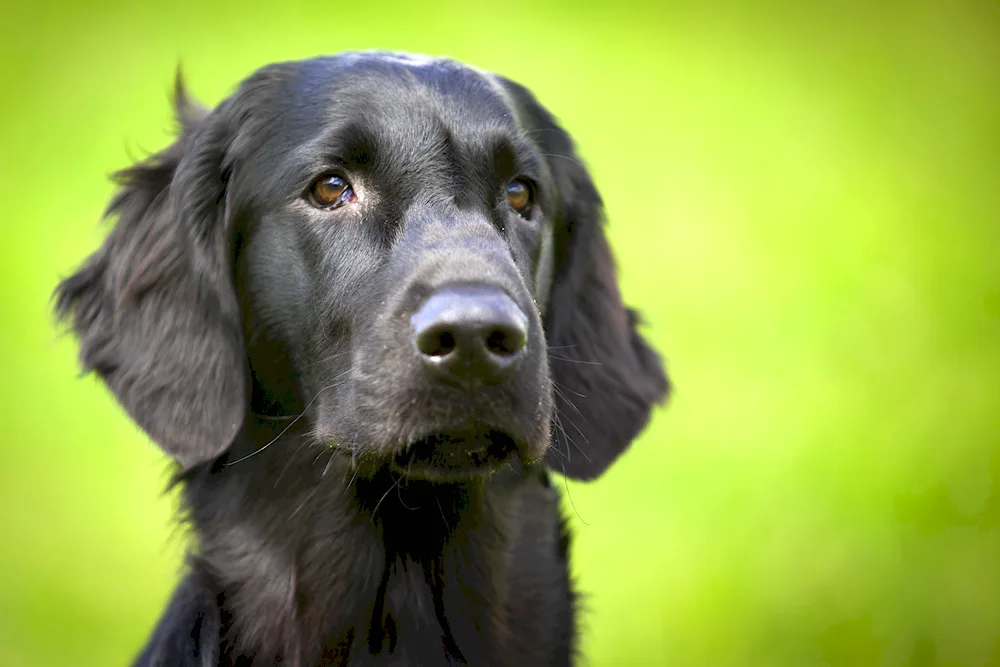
[55,52,669,481]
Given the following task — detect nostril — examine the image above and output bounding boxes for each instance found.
[432,331,456,357]
[486,329,525,356]
[486,331,509,356]
[417,328,456,358]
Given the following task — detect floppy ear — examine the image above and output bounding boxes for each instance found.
[54,78,247,469]
[499,78,670,480]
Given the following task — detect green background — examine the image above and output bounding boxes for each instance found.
[2,1,999,665]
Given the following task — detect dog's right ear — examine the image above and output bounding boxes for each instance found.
[54,76,247,469]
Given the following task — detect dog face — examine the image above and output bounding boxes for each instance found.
[233,55,554,478]
[56,52,668,481]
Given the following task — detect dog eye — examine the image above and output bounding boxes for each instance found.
[506,179,534,217]
[308,174,356,210]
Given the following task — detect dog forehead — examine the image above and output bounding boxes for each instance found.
[298,53,519,138]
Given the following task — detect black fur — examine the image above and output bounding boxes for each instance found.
[55,52,669,666]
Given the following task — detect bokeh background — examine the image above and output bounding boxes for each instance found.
[2,1,999,665]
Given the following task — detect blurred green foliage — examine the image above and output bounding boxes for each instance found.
[1,1,999,665]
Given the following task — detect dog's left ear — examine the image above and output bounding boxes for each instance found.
[497,77,670,480]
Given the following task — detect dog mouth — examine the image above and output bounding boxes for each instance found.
[391,428,519,479]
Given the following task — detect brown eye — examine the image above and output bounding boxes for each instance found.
[308,174,356,209]
[506,179,533,216]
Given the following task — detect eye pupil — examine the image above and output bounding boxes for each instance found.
[309,174,355,209]
[507,180,532,216]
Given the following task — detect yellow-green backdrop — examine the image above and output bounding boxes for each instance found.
[1,1,998,665]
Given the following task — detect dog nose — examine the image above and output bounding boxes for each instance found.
[411,285,528,384]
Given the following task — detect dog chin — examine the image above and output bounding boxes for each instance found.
[389,427,534,480]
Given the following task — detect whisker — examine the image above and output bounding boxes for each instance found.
[550,383,593,464]
[371,476,401,523]
[538,152,588,170]
[274,440,312,487]
[553,411,590,526]
[561,472,589,526]
[551,382,587,430]
[307,349,351,371]
[340,463,361,497]
[552,378,588,404]
[225,368,353,467]
[546,410,587,525]
[549,410,571,463]
[397,480,418,511]
[322,447,339,479]
[434,493,449,531]
[548,354,602,366]
[289,485,322,520]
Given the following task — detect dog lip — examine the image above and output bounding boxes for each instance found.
[391,428,520,478]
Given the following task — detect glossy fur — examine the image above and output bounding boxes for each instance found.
[55,52,669,666]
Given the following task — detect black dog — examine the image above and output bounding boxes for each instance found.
[55,52,668,666]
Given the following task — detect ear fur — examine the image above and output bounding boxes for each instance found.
[498,77,670,480]
[54,75,247,468]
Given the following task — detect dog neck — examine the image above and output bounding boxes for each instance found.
[179,425,520,665]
